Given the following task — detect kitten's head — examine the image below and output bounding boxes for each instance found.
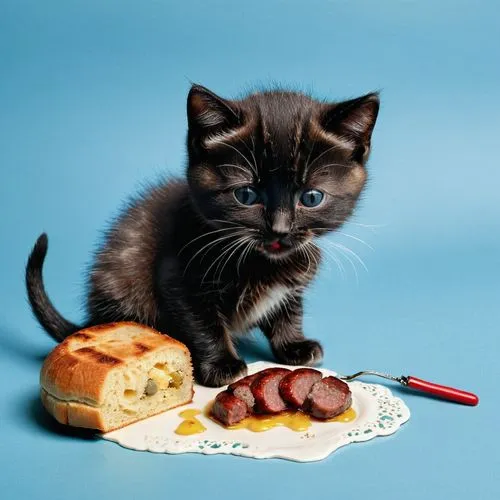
[186,84,379,260]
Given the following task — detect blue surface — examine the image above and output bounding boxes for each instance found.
[1,0,499,498]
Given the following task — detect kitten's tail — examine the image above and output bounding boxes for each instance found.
[25,233,82,342]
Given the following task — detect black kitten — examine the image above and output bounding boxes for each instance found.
[26,84,379,387]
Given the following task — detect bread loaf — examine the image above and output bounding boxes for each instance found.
[40,322,194,432]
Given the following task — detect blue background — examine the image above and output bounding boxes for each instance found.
[1,0,498,498]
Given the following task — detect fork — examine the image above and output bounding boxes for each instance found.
[337,370,479,406]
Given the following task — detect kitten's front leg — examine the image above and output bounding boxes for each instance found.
[184,322,247,387]
[160,303,245,387]
[259,294,323,366]
[158,260,246,387]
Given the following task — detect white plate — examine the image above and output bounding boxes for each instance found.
[103,361,410,462]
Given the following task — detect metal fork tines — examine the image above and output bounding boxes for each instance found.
[338,370,404,384]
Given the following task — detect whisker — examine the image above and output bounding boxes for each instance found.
[309,163,354,175]
[311,227,374,250]
[207,219,251,227]
[201,239,240,284]
[335,232,374,250]
[344,223,385,230]
[308,243,321,270]
[178,226,244,255]
[302,241,321,272]
[218,142,258,178]
[307,144,344,170]
[310,221,385,231]
[314,241,345,279]
[237,135,258,174]
[206,219,259,234]
[200,237,244,284]
[182,230,247,276]
[216,236,253,282]
[209,236,252,284]
[298,246,312,274]
[224,180,254,189]
[322,241,357,282]
[303,140,317,171]
[337,247,359,284]
[307,244,329,273]
[214,236,248,278]
[236,240,256,277]
[250,136,258,168]
[331,242,368,273]
[215,163,253,177]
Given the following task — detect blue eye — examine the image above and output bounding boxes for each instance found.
[234,186,259,206]
[300,189,324,207]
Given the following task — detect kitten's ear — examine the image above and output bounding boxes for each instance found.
[320,93,379,161]
[187,84,241,132]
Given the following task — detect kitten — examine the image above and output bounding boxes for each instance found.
[26,84,379,387]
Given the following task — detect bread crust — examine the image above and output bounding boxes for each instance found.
[40,322,194,431]
[40,388,105,430]
[40,322,190,405]
[40,388,193,432]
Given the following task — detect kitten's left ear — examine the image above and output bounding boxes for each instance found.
[187,84,241,131]
[320,93,380,161]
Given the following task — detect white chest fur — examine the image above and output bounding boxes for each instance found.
[234,284,293,332]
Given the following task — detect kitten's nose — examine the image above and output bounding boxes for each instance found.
[265,209,293,250]
[271,210,292,235]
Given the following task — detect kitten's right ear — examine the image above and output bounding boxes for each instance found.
[187,85,241,132]
[321,93,379,142]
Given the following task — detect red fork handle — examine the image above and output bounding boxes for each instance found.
[404,376,479,406]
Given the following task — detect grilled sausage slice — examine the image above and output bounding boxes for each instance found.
[302,376,352,419]
[251,368,291,413]
[227,372,262,410]
[279,368,323,408]
[210,391,248,426]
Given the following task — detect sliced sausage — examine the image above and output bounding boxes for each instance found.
[279,368,323,408]
[302,376,352,419]
[227,372,261,410]
[251,368,291,413]
[210,391,249,426]
[227,368,282,409]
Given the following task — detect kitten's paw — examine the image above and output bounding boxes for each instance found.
[195,357,248,388]
[274,339,324,367]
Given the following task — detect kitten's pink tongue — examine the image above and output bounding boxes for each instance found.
[270,241,281,250]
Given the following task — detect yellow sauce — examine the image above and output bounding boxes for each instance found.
[174,404,357,436]
[226,410,312,432]
[205,403,356,432]
[175,409,207,436]
[325,406,357,423]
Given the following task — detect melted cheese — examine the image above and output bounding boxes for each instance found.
[147,363,183,390]
[148,366,173,389]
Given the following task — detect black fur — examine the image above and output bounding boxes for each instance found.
[25,84,379,386]
[26,233,80,340]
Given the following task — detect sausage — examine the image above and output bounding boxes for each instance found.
[212,368,353,425]
[210,391,249,426]
[227,372,261,410]
[251,368,291,413]
[302,376,352,419]
[227,368,283,409]
[279,368,323,408]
